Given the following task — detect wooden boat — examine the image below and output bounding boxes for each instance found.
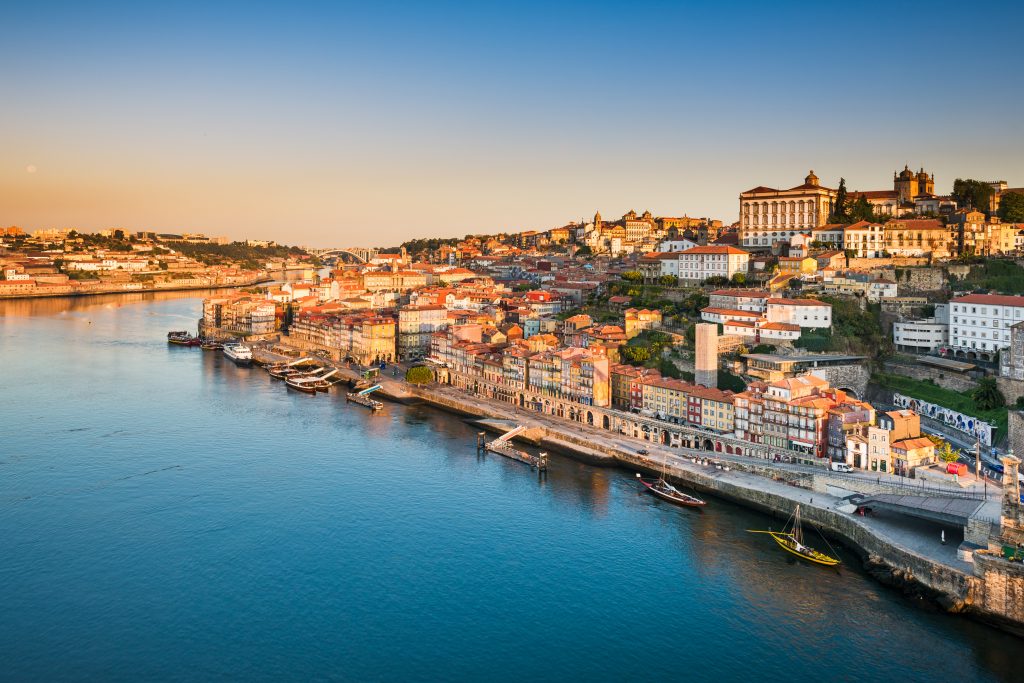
[167,331,200,346]
[636,455,705,507]
[286,376,319,393]
[636,474,706,507]
[200,340,223,350]
[748,505,841,566]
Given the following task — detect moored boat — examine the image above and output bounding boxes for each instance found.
[223,343,253,366]
[636,473,706,507]
[167,331,200,346]
[201,339,223,350]
[748,505,841,567]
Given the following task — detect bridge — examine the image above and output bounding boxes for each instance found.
[305,247,378,263]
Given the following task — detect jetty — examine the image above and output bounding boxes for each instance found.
[347,383,384,411]
[478,426,549,471]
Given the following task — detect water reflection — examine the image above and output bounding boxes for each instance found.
[1,294,1022,683]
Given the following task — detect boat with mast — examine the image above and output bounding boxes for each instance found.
[636,455,706,507]
[748,505,841,566]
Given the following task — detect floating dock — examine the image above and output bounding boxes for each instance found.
[347,383,384,411]
[478,426,548,471]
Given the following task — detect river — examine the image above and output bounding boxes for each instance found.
[1,293,1021,682]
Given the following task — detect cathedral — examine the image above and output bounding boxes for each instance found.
[894,165,935,205]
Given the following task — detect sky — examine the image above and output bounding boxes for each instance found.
[3,1,1023,248]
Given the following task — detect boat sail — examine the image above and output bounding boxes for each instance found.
[748,505,840,566]
[636,455,706,508]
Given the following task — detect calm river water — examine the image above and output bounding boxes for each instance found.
[1,293,1021,682]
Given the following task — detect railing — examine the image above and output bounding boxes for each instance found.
[825,470,993,500]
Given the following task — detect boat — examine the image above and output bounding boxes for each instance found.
[285,369,338,393]
[748,505,841,566]
[201,339,223,350]
[636,455,706,507]
[167,331,200,346]
[222,343,253,366]
[286,375,319,393]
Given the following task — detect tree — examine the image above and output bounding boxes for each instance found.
[657,274,679,287]
[658,357,682,379]
[621,271,644,282]
[574,244,593,257]
[971,376,1005,411]
[730,272,747,286]
[927,435,960,464]
[829,177,848,223]
[998,191,1024,223]
[405,366,434,385]
[952,179,995,215]
[848,195,875,222]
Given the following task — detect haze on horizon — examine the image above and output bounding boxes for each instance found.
[4,0,1023,248]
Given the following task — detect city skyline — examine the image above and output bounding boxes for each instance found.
[4,1,1023,247]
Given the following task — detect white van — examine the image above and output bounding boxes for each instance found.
[830,462,853,473]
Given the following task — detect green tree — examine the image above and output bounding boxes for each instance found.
[971,377,1005,410]
[998,192,1024,223]
[619,345,651,365]
[405,366,434,385]
[829,177,848,223]
[952,179,995,215]
[621,271,644,282]
[658,357,682,379]
[848,195,875,222]
[730,272,747,286]
[927,435,960,464]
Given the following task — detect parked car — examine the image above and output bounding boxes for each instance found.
[637,448,649,455]
[830,462,853,473]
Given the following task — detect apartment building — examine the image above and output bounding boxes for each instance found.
[677,246,749,282]
[948,293,1024,360]
[398,305,448,359]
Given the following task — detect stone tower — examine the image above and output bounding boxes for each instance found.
[997,452,1024,549]
[695,323,718,389]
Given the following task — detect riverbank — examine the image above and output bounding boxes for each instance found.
[366,375,1021,636]
[0,276,272,300]
[236,345,1023,636]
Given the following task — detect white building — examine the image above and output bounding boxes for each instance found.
[893,318,949,353]
[765,298,832,329]
[658,238,698,253]
[677,246,749,282]
[842,221,884,258]
[708,289,772,313]
[739,171,837,249]
[948,293,1024,361]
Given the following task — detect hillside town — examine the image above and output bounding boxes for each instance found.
[153,167,1024,485]
[0,228,317,297]
[9,164,1024,637]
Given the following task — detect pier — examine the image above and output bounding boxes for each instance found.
[477,427,549,471]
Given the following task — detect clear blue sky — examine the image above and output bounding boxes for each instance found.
[3,0,1022,246]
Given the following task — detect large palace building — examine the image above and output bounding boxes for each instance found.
[739,171,836,249]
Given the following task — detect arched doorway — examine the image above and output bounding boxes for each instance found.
[661,431,670,445]
[703,438,714,451]
[587,411,594,426]
[602,415,610,430]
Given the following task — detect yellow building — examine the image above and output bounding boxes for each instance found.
[624,308,663,339]
[777,256,817,275]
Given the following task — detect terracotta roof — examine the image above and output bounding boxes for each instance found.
[892,437,934,451]
[702,307,761,318]
[848,190,898,200]
[951,293,1024,307]
[767,297,830,307]
[710,289,771,298]
[681,246,749,255]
